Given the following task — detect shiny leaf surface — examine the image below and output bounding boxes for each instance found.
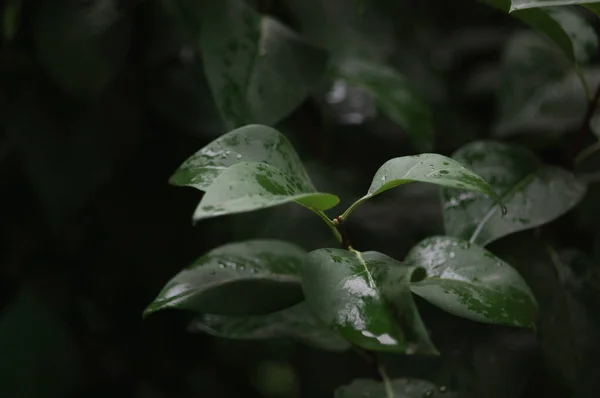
[483,0,598,63]
[353,155,502,214]
[170,125,312,191]
[301,248,435,353]
[188,302,350,351]
[33,0,130,99]
[144,240,307,317]
[200,0,326,129]
[407,236,537,327]
[331,58,434,151]
[335,378,457,398]
[192,162,339,221]
[511,0,600,11]
[442,141,586,246]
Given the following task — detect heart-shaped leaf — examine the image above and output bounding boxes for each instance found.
[301,248,436,354]
[200,0,326,129]
[335,378,456,398]
[170,124,313,191]
[331,57,434,151]
[406,236,537,328]
[192,162,339,221]
[188,302,350,352]
[33,0,130,99]
[442,141,586,246]
[344,154,502,219]
[511,0,600,11]
[483,0,598,63]
[144,240,307,317]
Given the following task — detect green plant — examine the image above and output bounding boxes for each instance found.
[141,0,600,396]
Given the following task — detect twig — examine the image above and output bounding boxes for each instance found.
[570,83,600,165]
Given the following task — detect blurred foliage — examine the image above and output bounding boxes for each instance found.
[1,0,600,397]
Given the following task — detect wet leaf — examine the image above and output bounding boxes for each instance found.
[353,154,502,214]
[483,0,597,63]
[406,236,537,327]
[188,302,350,351]
[170,124,312,191]
[334,378,457,398]
[200,0,326,129]
[301,248,436,354]
[0,289,76,398]
[511,0,600,11]
[442,141,586,246]
[144,240,307,317]
[331,58,434,151]
[33,0,130,99]
[192,162,338,221]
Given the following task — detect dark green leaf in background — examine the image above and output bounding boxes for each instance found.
[200,0,326,128]
[33,0,130,99]
[301,248,435,353]
[407,236,537,327]
[188,302,350,351]
[442,141,586,246]
[331,57,434,151]
[335,378,457,398]
[483,0,598,64]
[511,0,600,11]
[144,240,307,317]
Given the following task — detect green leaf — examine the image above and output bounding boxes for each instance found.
[200,0,326,129]
[301,248,436,354]
[335,378,456,398]
[511,0,600,12]
[144,240,307,317]
[188,302,350,351]
[442,141,587,246]
[406,236,537,328]
[344,154,502,218]
[3,0,22,41]
[170,124,313,191]
[33,0,130,99]
[585,3,600,15]
[483,0,598,63]
[192,162,339,221]
[0,289,76,398]
[331,57,434,151]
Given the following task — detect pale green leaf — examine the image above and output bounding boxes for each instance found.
[335,378,456,398]
[511,0,600,12]
[442,141,586,246]
[406,236,537,328]
[301,248,436,354]
[144,240,307,316]
[200,0,326,128]
[188,302,350,351]
[170,125,312,191]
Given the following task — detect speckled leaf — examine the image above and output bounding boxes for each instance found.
[301,248,436,354]
[193,162,339,221]
[33,0,130,99]
[511,0,600,11]
[170,125,312,191]
[442,141,586,246]
[351,155,502,214]
[334,378,457,398]
[144,240,306,317]
[200,0,326,129]
[332,58,434,151]
[483,0,598,63]
[406,236,537,327]
[188,302,350,351]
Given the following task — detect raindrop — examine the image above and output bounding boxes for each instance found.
[239,265,245,270]
[439,386,447,393]
[219,264,226,269]
[236,154,243,160]
[423,391,434,397]
[449,252,455,258]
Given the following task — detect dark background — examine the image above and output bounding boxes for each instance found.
[1,0,600,397]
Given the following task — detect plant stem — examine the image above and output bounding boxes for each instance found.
[315,211,343,244]
[340,194,370,221]
[378,363,395,398]
[575,64,592,101]
[575,140,600,165]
